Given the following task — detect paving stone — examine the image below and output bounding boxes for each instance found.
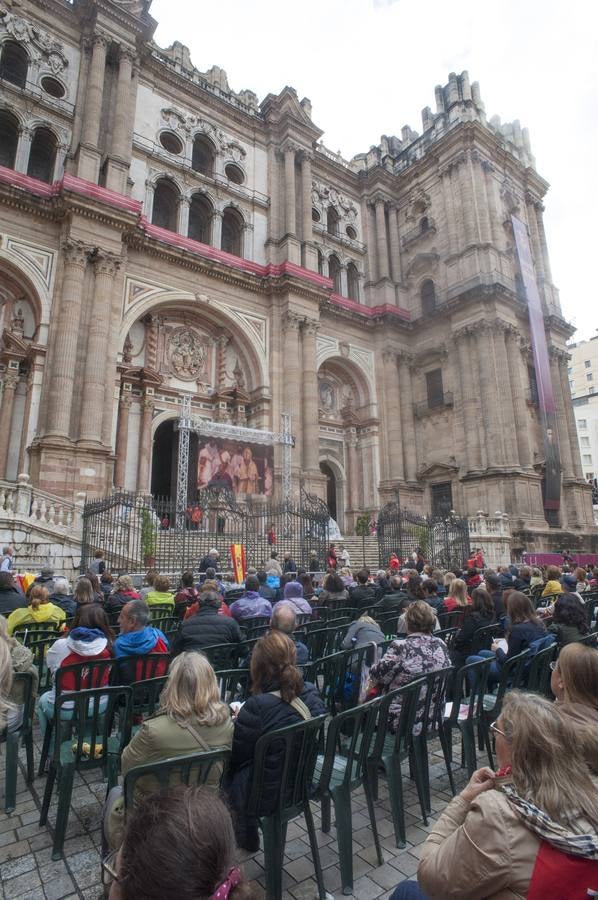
[3,869,43,899]
[42,873,77,900]
[369,861,405,890]
[1,852,37,880]
[347,873,386,899]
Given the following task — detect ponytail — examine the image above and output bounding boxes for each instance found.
[29,585,49,610]
[278,661,303,704]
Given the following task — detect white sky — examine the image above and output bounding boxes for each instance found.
[150,0,597,342]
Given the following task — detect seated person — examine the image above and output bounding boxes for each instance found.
[548,593,590,645]
[0,572,26,617]
[392,691,598,900]
[541,564,564,598]
[104,575,140,621]
[484,572,506,619]
[7,585,66,635]
[225,631,325,850]
[551,642,598,774]
[48,577,77,618]
[341,614,385,651]
[315,572,349,606]
[104,785,261,900]
[184,579,231,619]
[37,603,112,737]
[173,570,198,617]
[380,575,408,611]
[272,581,312,617]
[442,578,470,613]
[173,591,242,656]
[349,568,377,611]
[421,579,444,613]
[229,575,272,621]
[257,569,277,602]
[113,600,169,683]
[467,591,547,684]
[369,601,451,733]
[451,586,495,669]
[144,574,175,608]
[270,604,309,666]
[0,614,38,731]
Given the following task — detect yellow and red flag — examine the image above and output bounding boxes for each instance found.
[230,544,246,584]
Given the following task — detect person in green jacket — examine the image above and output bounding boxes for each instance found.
[6,585,65,636]
[144,574,175,608]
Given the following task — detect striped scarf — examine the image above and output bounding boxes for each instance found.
[502,784,598,859]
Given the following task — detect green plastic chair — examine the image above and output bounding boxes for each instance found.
[313,698,383,894]
[110,651,170,686]
[39,685,132,859]
[13,623,61,646]
[438,609,466,630]
[239,615,271,639]
[525,643,558,696]
[470,623,503,654]
[129,675,168,724]
[366,679,424,848]
[1,671,35,813]
[27,631,61,693]
[123,748,231,810]
[436,626,460,651]
[200,642,241,670]
[215,668,251,704]
[147,603,174,619]
[245,714,328,900]
[443,657,493,777]
[481,648,529,767]
[584,596,598,630]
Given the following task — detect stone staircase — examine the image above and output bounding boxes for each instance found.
[336,536,380,570]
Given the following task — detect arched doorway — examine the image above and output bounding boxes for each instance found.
[151,419,198,501]
[320,461,337,521]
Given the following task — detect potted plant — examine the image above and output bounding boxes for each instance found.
[141,508,157,567]
[355,513,370,567]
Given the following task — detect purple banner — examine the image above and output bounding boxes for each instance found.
[511,215,561,515]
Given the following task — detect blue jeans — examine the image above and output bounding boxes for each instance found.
[466,650,501,688]
[390,882,428,900]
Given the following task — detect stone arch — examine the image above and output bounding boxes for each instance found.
[319,454,346,531]
[119,291,268,392]
[27,126,57,183]
[0,251,51,337]
[152,177,180,231]
[316,347,377,413]
[0,38,29,88]
[188,192,213,244]
[191,133,216,176]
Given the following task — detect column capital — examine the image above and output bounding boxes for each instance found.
[61,240,90,268]
[2,373,19,391]
[453,324,475,343]
[302,319,319,337]
[368,192,388,209]
[281,139,300,156]
[118,44,137,64]
[299,149,314,164]
[92,250,122,277]
[282,311,302,332]
[396,349,415,368]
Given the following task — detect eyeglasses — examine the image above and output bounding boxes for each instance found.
[489,720,507,738]
[101,850,123,887]
[549,661,559,672]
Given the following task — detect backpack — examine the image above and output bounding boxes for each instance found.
[527,841,598,899]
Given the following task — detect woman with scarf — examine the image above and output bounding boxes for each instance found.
[390,690,598,899]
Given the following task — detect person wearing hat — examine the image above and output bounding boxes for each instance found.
[272,581,312,616]
[32,566,55,597]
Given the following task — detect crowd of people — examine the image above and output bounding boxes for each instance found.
[0,548,597,898]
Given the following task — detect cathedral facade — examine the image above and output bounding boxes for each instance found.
[0,0,594,551]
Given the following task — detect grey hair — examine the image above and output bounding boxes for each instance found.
[53,577,70,595]
[126,599,150,627]
[271,604,297,635]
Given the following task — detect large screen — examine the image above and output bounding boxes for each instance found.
[197,438,274,496]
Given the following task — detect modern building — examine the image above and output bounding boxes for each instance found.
[569,337,598,500]
[0,0,594,552]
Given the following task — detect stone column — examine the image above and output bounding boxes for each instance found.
[460,154,476,246]
[212,210,223,249]
[455,328,482,471]
[374,197,389,280]
[0,373,19,477]
[144,180,155,222]
[535,207,553,283]
[474,155,492,244]
[344,426,359,510]
[397,353,417,481]
[81,33,109,148]
[550,353,573,478]
[474,325,503,467]
[382,351,404,481]
[388,205,402,283]
[283,312,302,465]
[136,393,154,492]
[284,144,297,236]
[301,320,319,473]
[482,163,501,246]
[526,195,545,280]
[79,252,121,443]
[505,328,532,468]
[301,151,313,244]
[339,265,348,298]
[111,46,135,160]
[15,126,32,174]
[494,325,519,466]
[45,242,89,438]
[178,196,190,236]
[113,391,131,489]
[442,168,458,256]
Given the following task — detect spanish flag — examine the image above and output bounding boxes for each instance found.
[230,544,246,584]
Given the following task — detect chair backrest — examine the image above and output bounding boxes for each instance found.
[13,622,60,645]
[130,675,169,719]
[223,587,244,601]
[148,604,173,619]
[446,658,493,727]
[535,592,560,610]
[369,678,424,763]
[240,616,271,639]
[112,652,170,686]
[436,626,459,650]
[123,748,232,811]
[246,714,327,818]
[492,649,530,709]
[413,666,455,738]
[0,671,36,739]
[52,685,132,769]
[438,609,466,630]
[215,668,251,704]
[295,613,312,626]
[471,623,503,653]
[55,658,114,696]
[26,633,60,692]
[201,642,241,670]
[302,627,330,661]
[324,596,353,612]
[525,643,558,695]
[317,696,380,792]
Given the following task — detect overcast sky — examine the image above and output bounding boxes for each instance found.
[150,0,597,344]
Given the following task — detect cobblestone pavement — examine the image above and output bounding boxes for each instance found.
[0,726,468,899]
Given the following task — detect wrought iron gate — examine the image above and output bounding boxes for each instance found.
[377,502,470,572]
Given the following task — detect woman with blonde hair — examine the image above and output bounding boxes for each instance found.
[393,691,598,900]
[6,585,66,635]
[442,577,469,613]
[0,615,37,731]
[551,643,598,774]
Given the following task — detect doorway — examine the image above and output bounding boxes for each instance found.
[151,419,198,501]
[319,462,337,521]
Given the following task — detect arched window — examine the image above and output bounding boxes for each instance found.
[0,40,28,88]
[188,193,212,245]
[221,207,243,256]
[0,110,19,170]
[27,127,57,183]
[191,135,215,177]
[421,279,436,315]
[347,262,360,301]
[327,206,340,236]
[328,254,341,293]
[317,250,324,276]
[152,178,180,232]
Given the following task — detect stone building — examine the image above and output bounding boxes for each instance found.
[568,337,598,503]
[0,0,594,552]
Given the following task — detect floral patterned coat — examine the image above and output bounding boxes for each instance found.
[369,633,451,733]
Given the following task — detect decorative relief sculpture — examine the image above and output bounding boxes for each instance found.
[312,180,359,223]
[0,8,68,73]
[168,327,207,380]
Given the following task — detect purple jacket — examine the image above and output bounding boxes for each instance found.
[273,597,312,616]
[229,591,272,621]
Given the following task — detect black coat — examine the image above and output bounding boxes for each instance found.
[228,682,326,814]
[48,592,77,617]
[199,555,219,573]
[0,585,26,616]
[348,583,377,611]
[172,605,242,655]
[381,589,408,611]
[283,558,297,574]
[452,610,495,666]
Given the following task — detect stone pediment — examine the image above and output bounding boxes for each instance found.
[261,87,323,140]
[1,328,28,360]
[417,460,459,480]
[120,365,163,387]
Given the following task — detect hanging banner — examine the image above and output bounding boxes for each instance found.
[511,215,561,516]
[230,543,246,584]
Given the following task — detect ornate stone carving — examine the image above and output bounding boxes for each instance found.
[0,8,69,73]
[405,186,431,222]
[122,334,133,364]
[311,180,358,223]
[168,327,207,380]
[500,181,521,215]
[61,241,89,268]
[319,380,335,411]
